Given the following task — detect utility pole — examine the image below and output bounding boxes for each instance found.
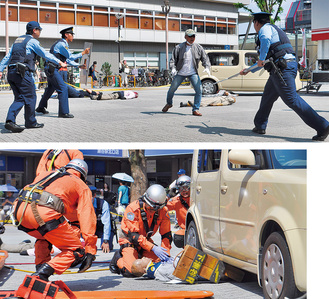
[115,13,124,71]
[5,0,9,53]
[162,0,171,69]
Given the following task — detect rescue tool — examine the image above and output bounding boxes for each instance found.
[213,58,270,85]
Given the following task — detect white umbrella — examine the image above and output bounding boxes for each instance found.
[112,172,134,183]
[0,184,18,192]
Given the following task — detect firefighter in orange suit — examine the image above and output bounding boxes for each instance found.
[166,175,191,248]
[12,159,97,281]
[36,149,84,176]
[110,184,172,277]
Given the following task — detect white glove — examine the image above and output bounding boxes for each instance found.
[171,67,177,76]
[203,68,211,76]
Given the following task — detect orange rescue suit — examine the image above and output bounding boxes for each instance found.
[36,149,84,176]
[117,199,172,273]
[13,169,97,275]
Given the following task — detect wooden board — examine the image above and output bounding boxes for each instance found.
[56,290,214,299]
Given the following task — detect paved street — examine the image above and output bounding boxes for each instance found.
[1,224,263,299]
[0,84,329,142]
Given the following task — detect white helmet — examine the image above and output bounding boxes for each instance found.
[142,184,167,210]
[65,159,88,181]
[176,175,191,189]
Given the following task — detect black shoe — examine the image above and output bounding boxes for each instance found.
[20,250,28,256]
[35,107,49,114]
[58,113,74,118]
[32,263,55,281]
[97,92,103,100]
[312,125,329,141]
[252,127,266,135]
[4,121,24,133]
[26,123,44,129]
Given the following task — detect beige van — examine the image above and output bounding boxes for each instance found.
[185,149,306,299]
[198,50,303,94]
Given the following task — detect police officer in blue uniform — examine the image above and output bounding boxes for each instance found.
[240,12,329,141]
[36,27,90,118]
[0,21,66,133]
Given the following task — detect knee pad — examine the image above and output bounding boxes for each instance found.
[173,234,184,248]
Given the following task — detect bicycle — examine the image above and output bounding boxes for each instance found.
[97,73,104,88]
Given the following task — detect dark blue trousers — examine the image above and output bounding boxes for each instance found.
[59,70,85,98]
[6,68,37,126]
[254,60,329,135]
[38,68,69,115]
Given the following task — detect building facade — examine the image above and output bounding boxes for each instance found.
[0,0,249,72]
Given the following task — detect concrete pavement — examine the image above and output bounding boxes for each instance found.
[0,84,329,142]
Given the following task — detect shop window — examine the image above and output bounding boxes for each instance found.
[59,4,74,9]
[181,19,192,31]
[205,22,216,33]
[77,5,91,10]
[169,13,179,18]
[194,15,204,20]
[217,17,226,22]
[110,8,123,13]
[155,11,165,16]
[228,24,236,34]
[8,156,24,172]
[20,0,37,5]
[126,15,139,29]
[94,13,108,27]
[59,10,75,25]
[77,11,92,26]
[182,14,192,19]
[141,17,153,29]
[217,23,227,34]
[20,7,37,22]
[142,10,153,15]
[40,2,56,7]
[169,19,179,31]
[194,21,204,33]
[94,7,108,12]
[228,18,236,23]
[206,16,215,21]
[136,61,147,67]
[40,9,57,24]
[155,18,165,30]
[1,6,17,21]
[136,53,146,57]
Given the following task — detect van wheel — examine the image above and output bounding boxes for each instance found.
[261,232,302,299]
[185,221,201,249]
[202,79,218,95]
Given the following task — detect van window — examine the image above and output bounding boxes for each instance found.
[245,53,258,66]
[270,150,306,169]
[208,52,239,66]
[198,150,221,172]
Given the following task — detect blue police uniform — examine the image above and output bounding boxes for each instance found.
[37,28,83,117]
[252,15,329,140]
[0,22,61,132]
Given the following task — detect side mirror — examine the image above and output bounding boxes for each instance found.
[228,149,260,169]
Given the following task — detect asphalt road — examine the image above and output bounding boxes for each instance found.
[0,84,329,142]
[0,224,264,299]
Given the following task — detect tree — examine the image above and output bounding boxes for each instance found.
[128,150,148,202]
[234,0,285,23]
[101,62,113,86]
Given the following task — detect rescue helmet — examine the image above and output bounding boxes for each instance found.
[65,159,88,181]
[142,184,167,210]
[177,175,191,190]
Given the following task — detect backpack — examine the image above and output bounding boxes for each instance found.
[88,66,93,76]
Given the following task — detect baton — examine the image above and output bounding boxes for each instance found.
[213,59,270,85]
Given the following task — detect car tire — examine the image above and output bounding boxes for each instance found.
[261,232,302,299]
[202,79,218,95]
[185,220,201,250]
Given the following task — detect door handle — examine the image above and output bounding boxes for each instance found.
[196,186,202,193]
[212,69,219,72]
[221,185,228,194]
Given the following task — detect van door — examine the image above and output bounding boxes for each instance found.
[194,150,222,253]
[218,150,259,264]
[207,52,242,90]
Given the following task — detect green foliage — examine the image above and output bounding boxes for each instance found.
[234,0,285,23]
[101,62,112,77]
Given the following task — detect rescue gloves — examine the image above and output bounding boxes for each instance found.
[152,245,169,261]
[70,248,86,268]
[78,253,96,273]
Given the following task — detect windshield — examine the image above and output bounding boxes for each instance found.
[270,150,307,169]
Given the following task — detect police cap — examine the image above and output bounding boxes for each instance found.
[60,26,75,35]
[252,12,272,22]
[26,21,42,33]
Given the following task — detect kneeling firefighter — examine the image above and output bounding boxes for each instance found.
[166,175,191,248]
[11,159,97,281]
[110,184,172,277]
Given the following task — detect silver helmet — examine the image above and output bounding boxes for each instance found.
[65,159,88,181]
[142,184,167,210]
[176,175,191,189]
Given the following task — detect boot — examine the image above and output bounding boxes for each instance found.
[32,263,55,281]
[109,250,122,274]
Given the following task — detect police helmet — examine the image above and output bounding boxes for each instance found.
[177,175,191,189]
[65,159,88,181]
[142,184,167,210]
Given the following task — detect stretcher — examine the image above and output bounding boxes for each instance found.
[0,250,8,271]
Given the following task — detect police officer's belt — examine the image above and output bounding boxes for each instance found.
[18,187,65,214]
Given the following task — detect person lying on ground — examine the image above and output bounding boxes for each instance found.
[180,91,236,107]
